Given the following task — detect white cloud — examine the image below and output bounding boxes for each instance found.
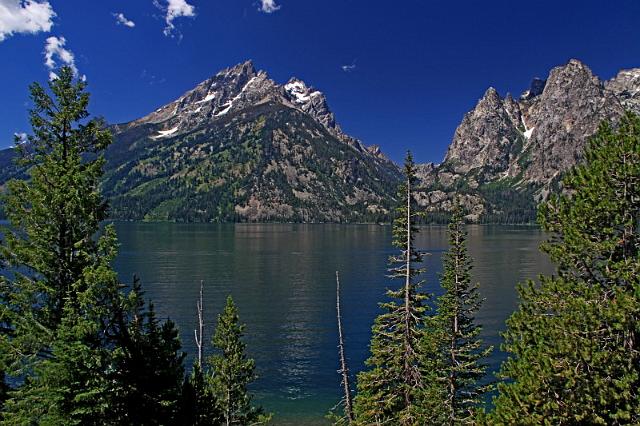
[44,36,81,80]
[113,12,135,28]
[259,0,280,13]
[154,0,195,37]
[341,60,357,72]
[0,0,55,42]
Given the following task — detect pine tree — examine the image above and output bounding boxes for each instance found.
[1,226,121,425]
[0,67,187,424]
[0,280,12,408]
[422,202,492,425]
[0,65,113,422]
[209,296,269,425]
[179,363,221,425]
[105,278,186,425]
[353,151,429,425]
[0,65,111,338]
[488,112,640,424]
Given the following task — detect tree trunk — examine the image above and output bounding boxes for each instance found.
[336,271,354,423]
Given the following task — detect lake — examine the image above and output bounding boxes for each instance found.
[112,223,554,425]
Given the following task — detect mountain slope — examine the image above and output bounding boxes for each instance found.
[103,61,401,222]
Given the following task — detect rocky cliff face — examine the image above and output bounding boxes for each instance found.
[418,59,639,222]
[520,59,623,183]
[606,68,640,115]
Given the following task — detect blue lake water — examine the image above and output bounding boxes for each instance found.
[111,223,553,425]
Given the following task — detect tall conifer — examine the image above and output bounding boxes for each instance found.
[0,67,186,424]
[0,66,111,372]
[209,296,269,425]
[422,202,491,425]
[488,112,640,424]
[353,151,429,425]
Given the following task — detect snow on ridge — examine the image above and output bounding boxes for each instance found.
[151,126,179,139]
[212,77,258,117]
[214,103,232,117]
[284,80,310,103]
[243,76,257,91]
[284,79,323,105]
[195,92,217,104]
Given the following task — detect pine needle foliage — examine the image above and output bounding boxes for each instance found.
[354,151,430,425]
[488,112,640,424]
[209,296,270,425]
[422,202,492,425]
[0,67,186,425]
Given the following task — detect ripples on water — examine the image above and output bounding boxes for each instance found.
[112,223,553,425]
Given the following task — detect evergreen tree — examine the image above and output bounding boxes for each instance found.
[0,67,187,424]
[105,278,186,425]
[422,202,492,425]
[179,363,220,426]
[353,151,429,425]
[488,112,640,424]
[0,65,113,422]
[1,226,121,425]
[0,65,111,338]
[209,296,269,425]
[0,281,11,408]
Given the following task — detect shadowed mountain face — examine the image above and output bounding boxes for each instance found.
[0,59,637,223]
[416,59,640,222]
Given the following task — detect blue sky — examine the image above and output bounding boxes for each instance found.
[1,0,639,163]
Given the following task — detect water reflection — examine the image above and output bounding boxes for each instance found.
[112,223,553,425]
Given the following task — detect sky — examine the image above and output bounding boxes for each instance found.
[1,0,640,164]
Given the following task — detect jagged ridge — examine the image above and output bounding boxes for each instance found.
[416,59,640,222]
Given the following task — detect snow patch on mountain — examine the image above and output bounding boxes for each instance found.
[523,126,535,139]
[284,80,321,104]
[152,126,179,139]
[195,92,216,104]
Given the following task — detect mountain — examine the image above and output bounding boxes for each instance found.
[102,60,400,222]
[416,59,640,222]
[0,59,638,223]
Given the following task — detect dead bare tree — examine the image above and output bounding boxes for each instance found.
[336,271,354,423]
[194,280,204,366]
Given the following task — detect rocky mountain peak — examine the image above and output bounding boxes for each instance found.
[520,59,624,182]
[128,61,358,144]
[100,60,402,223]
[282,77,337,131]
[443,86,521,175]
[437,57,634,192]
[520,77,546,100]
[424,57,635,223]
[115,60,389,183]
[606,68,640,114]
[222,59,256,77]
[478,87,501,106]
[545,59,598,89]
